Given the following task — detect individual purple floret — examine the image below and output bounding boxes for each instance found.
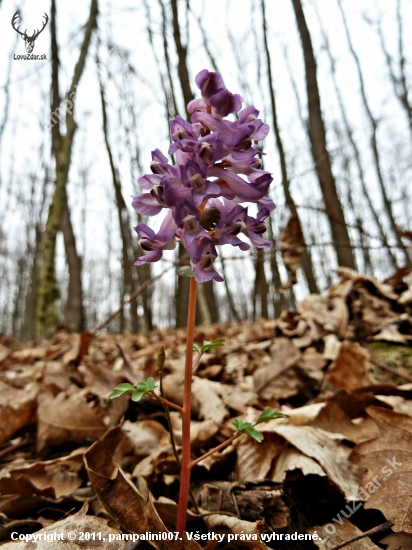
[132,69,275,283]
[134,210,177,265]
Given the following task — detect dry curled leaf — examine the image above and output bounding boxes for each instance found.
[350,406,412,533]
[0,381,38,444]
[84,426,201,550]
[0,502,129,550]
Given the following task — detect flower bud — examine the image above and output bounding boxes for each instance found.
[156,345,166,372]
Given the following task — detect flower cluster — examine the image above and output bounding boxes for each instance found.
[132,70,275,283]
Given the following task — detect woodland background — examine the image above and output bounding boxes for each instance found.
[1,0,412,338]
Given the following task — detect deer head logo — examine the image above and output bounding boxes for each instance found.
[11,11,49,54]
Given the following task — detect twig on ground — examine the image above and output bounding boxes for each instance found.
[0,438,35,459]
[370,355,412,383]
[328,519,394,550]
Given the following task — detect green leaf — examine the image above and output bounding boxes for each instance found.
[107,390,124,401]
[201,338,225,353]
[233,418,245,430]
[131,389,147,402]
[244,426,264,442]
[146,377,156,390]
[193,343,202,354]
[113,383,135,392]
[208,338,225,349]
[135,381,148,391]
[255,408,289,425]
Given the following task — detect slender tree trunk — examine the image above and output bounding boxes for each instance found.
[62,193,84,331]
[37,0,97,337]
[313,3,398,270]
[377,0,412,140]
[220,256,240,322]
[268,218,286,317]
[337,0,411,268]
[253,249,269,318]
[291,0,356,270]
[261,0,318,293]
[98,70,139,333]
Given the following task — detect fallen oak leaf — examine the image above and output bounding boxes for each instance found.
[37,390,126,450]
[0,381,38,444]
[0,448,85,499]
[84,426,201,549]
[0,502,129,550]
[350,406,412,533]
[203,514,270,549]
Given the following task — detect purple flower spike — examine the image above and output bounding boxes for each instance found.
[132,69,275,283]
[134,211,177,265]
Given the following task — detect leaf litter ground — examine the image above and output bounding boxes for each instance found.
[1,267,412,549]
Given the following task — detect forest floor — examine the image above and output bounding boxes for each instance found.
[0,267,412,549]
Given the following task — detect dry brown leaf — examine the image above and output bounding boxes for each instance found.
[203,514,269,549]
[335,267,399,301]
[0,381,38,444]
[154,497,198,528]
[286,401,379,444]
[310,516,380,549]
[191,377,228,423]
[375,395,412,418]
[84,426,201,549]
[0,502,129,550]
[299,294,349,338]
[235,433,285,481]
[350,406,412,533]
[279,215,305,291]
[261,421,366,499]
[37,390,125,450]
[78,363,125,399]
[323,334,342,361]
[122,419,170,457]
[253,337,301,398]
[271,444,326,481]
[0,449,85,499]
[379,532,412,549]
[326,343,373,390]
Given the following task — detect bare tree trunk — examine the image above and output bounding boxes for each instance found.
[253,249,269,318]
[220,255,240,322]
[98,68,139,333]
[37,0,97,337]
[291,0,356,270]
[62,193,84,331]
[376,0,412,140]
[268,218,286,317]
[337,0,411,268]
[313,4,398,270]
[170,0,218,326]
[261,0,318,293]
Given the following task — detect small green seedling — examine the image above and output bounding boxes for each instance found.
[233,408,289,442]
[107,377,156,402]
[193,337,225,354]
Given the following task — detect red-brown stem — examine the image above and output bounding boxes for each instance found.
[189,432,240,469]
[176,277,197,535]
[152,393,184,413]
